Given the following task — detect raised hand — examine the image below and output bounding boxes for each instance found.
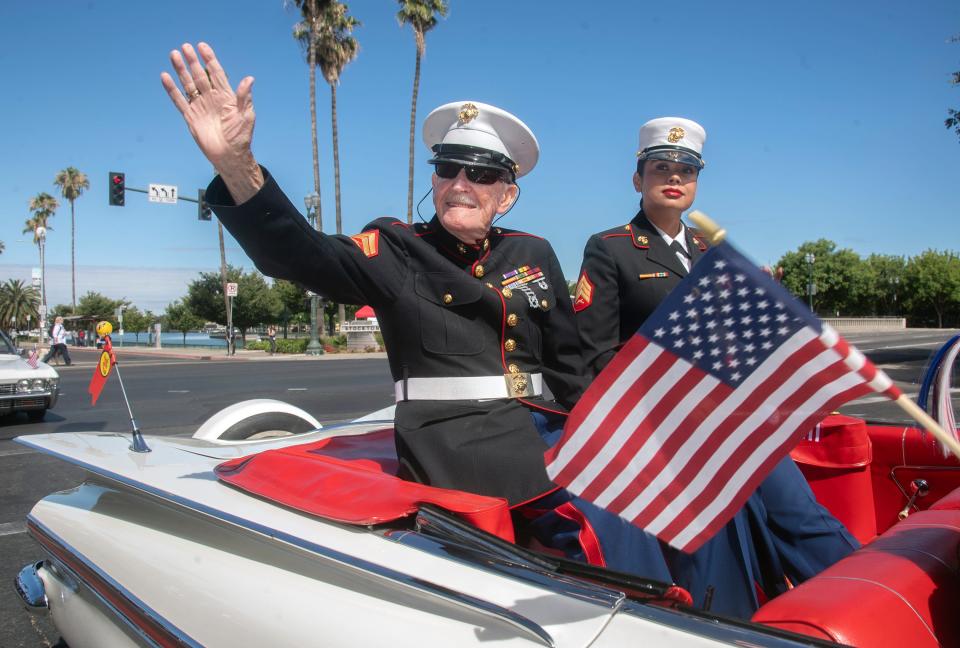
[161,42,263,203]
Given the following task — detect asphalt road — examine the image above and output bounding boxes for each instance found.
[1,330,957,647]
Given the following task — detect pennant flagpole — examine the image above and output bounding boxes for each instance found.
[689,210,960,462]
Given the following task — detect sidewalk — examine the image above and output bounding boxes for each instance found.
[49,345,388,363]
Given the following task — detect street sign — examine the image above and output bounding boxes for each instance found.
[226,282,238,297]
[148,183,178,204]
[38,305,47,316]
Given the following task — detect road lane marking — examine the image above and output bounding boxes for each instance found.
[287,388,308,391]
[853,387,960,405]
[0,521,26,536]
[168,390,190,393]
[0,447,36,458]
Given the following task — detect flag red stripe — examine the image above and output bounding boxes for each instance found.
[655,356,866,543]
[545,336,650,467]
[625,336,827,528]
[581,362,713,503]
[674,381,875,551]
[573,351,688,500]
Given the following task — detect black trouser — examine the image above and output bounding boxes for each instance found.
[42,343,72,365]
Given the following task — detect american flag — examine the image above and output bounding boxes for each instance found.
[931,335,960,455]
[546,242,902,553]
[27,348,39,369]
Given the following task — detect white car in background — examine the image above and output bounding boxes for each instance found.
[0,329,59,421]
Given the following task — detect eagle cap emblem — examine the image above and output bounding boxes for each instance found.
[458,103,479,124]
[667,126,685,143]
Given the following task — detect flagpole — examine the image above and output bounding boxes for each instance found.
[689,209,960,462]
[689,210,726,244]
[111,363,150,453]
[895,395,960,460]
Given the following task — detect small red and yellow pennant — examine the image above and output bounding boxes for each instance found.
[351,230,380,258]
[88,350,114,405]
[573,272,595,312]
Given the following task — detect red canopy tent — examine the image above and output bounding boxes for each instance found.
[354,305,376,320]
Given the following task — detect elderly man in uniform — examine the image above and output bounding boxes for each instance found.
[573,117,858,618]
[160,42,670,580]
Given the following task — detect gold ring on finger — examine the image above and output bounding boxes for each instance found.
[187,89,201,103]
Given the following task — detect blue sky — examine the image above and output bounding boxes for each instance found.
[2,1,958,312]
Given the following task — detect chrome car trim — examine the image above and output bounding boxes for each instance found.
[616,599,840,647]
[14,561,48,612]
[28,517,202,648]
[19,445,557,647]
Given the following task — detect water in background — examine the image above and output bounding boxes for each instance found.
[114,332,230,348]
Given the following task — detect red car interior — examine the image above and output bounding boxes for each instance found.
[215,415,960,647]
[754,414,960,646]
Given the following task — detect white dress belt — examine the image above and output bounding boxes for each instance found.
[394,373,544,402]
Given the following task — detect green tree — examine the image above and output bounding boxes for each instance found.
[777,240,865,316]
[163,301,205,345]
[861,254,907,316]
[903,250,960,328]
[76,291,127,331]
[0,240,5,254]
[397,0,448,223]
[0,279,40,332]
[273,279,308,337]
[186,267,281,342]
[53,167,90,309]
[946,34,959,141]
[122,306,154,343]
[295,0,360,328]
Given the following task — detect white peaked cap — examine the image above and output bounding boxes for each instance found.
[637,117,706,169]
[423,101,540,179]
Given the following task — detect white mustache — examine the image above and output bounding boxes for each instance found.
[445,192,478,208]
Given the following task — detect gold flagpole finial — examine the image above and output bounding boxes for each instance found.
[688,210,726,244]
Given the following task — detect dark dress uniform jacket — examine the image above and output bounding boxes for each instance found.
[576,210,707,375]
[208,170,586,506]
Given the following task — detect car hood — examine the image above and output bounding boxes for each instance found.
[0,353,58,380]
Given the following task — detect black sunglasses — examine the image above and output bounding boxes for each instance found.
[434,162,509,185]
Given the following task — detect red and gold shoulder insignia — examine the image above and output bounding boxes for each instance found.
[692,233,708,251]
[573,272,595,312]
[628,225,649,249]
[351,230,380,258]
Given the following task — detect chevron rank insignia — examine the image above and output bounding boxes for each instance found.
[573,272,595,312]
[351,230,380,258]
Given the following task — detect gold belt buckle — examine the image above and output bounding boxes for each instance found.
[504,372,534,398]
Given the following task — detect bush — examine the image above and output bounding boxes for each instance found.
[244,340,269,351]
[276,338,308,354]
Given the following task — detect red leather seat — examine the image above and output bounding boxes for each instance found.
[215,428,516,542]
[752,508,960,647]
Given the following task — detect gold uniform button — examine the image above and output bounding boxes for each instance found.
[506,313,518,327]
[508,363,520,374]
[442,293,453,305]
[482,239,490,251]
[540,299,549,309]
[502,287,513,299]
[474,264,485,278]
[504,339,517,352]
[485,282,494,289]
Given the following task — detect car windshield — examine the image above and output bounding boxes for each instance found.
[0,330,17,355]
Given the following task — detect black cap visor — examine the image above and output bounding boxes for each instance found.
[637,145,705,169]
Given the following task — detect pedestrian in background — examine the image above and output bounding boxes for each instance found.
[267,325,277,355]
[42,316,72,366]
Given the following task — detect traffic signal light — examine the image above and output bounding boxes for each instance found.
[198,189,212,221]
[108,172,125,206]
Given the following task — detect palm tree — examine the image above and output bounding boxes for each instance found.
[397,0,448,223]
[53,167,90,310]
[0,279,40,332]
[296,1,360,327]
[25,192,59,306]
[291,0,331,233]
[296,2,359,239]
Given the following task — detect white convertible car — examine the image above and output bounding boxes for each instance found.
[13,337,960,648]
[0,329,59,421]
